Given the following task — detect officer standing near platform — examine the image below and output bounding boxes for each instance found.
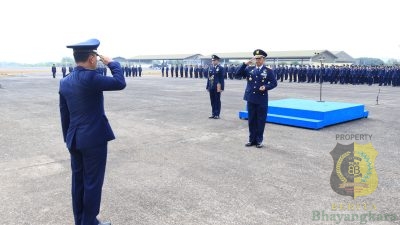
[235,49,277,148]
[59,39,126,225]
[206,55,224,119]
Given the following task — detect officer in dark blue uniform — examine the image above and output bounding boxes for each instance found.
[69,64,74,73]
[224,64,228,79]
[103,66,107,76]
[179,64,184,78]
[62,65,67,77]
[199,65,204,79]
[235,49,277,148]
[194,65,199,78]
[175,64,179,77]
[52,64,57,78]
[184,65,188,78]
[161,66,165,77]
[59,39,126,225]
[189,65,193,78]
[228,64,235,80]
[203,64,209,78]
[134,65,137,77]
[206,55,224,119]
[138,65,142,77]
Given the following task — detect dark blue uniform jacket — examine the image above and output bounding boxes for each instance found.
[59,62,126,149]
[206,64,225,91]
[236,63,277,105]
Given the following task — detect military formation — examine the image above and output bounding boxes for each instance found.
[159,63,400,87]
[160,63,240,80]
[52,63,109,78]
[273,64,400,86]
[51,59,399,87]
[120,65,142,77]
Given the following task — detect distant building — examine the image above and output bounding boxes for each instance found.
[331,51,356,64]
[201,50,352,65]
[128,54,202,66]
[126,50,356,66]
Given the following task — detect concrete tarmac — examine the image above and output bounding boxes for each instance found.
[0,73,399,225]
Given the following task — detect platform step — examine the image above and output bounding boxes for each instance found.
[239,111,324,129]
[238,98,369,130]
[267,113,324,129]
[267,113,322,122]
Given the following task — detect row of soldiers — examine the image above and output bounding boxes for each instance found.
[52,64,109,78]
[52,64,74,78]
[160,64,400,87]
[273,64,400,86]
[161,64,240,79]
[121,65,142,77]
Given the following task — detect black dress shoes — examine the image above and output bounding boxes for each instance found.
[256,143,264,148]
[209,115,215,119]
[245,142,256,147]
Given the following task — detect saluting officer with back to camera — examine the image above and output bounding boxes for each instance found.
[235,49,277,148]
[59,38,126,225]
[206,55,224,119]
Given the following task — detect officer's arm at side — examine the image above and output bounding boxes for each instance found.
[92,62,126,91]
[59,92,69,142]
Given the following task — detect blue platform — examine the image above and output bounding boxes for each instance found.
[239,98,369,129]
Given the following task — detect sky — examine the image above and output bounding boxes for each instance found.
[1,0,399,64]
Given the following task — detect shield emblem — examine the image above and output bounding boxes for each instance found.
[330,142,378,199]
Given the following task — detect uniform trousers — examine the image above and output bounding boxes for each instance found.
[247,101,267,144]
[209,90,221,117]
[69,143,108,225]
